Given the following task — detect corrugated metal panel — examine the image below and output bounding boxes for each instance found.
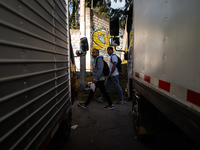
[0,0,70,149]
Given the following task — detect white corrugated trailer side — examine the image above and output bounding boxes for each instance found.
[131,0,200,144]
[0,0,72,149]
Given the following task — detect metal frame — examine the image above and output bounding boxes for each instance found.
[134,78,200,144]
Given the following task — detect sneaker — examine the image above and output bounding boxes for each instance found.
[95,96,104,103]
[104,104,114,110]
[116,100,126,105]
[77,103,88,109]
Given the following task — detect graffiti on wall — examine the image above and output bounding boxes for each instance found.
[91,27,121,62]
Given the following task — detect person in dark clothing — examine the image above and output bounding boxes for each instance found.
[77,49,114,110]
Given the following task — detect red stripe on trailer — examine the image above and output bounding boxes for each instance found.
[158,80,170,92]
[144,75,150,83]
[135,72,140,78]
[59,112,67,125]
[41,135,52,150]
[187,90,200,107]
[41,112,67,149]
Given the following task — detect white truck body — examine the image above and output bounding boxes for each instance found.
[129,0,200,144]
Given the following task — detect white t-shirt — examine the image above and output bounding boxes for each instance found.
[109,54,119,76]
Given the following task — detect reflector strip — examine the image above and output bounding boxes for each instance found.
[187,90,200,107]
[134,72,200,108]
[41,112,67,149]
[144,75,150,83]
[41,135,51,150]
[159,80,171,92]
[135,72,140,78]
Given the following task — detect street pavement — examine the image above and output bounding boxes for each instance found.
[64,99,199,150]
[48,99,199,150]
[64,99,144,150]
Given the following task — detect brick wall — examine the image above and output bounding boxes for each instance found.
[91,10,109,30]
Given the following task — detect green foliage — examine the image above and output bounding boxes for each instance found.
[90,0,111,18]
[69,0,80,29]
[69,0,132,29]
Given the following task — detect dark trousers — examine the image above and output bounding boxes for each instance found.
[85,80,112,106]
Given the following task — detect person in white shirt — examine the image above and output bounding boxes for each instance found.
[96,47,126,104]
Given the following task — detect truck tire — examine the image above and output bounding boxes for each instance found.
[132,94,156,141]
[132,94,142,140]
[128,79,133,101]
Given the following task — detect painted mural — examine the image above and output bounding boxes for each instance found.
[128,24,133,50]
[91,27,120,63]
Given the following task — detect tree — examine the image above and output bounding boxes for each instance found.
[69,0,132,29]
[110,0,132,29]
[86,0,111,18]
[69,0,80,29]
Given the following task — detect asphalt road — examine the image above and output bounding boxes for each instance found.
[64,100,143,150]
[48,99,199,150]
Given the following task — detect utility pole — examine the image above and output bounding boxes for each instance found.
[91,0,93,9]
[80,0,86,91]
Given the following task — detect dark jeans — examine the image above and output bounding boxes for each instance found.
[85,80,112,106]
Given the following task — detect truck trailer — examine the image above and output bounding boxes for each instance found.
[0,0,76,149]
[124,0,200,144]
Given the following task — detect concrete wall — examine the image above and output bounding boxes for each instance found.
[85,8,92,72]
[70,29,81,71]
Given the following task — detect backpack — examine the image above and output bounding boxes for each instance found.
[96,57,110,76]
[111,54,122,72]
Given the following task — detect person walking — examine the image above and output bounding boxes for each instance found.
[96,47,126,104]
[77,49,114,110]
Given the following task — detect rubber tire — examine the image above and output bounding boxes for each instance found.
[132,95,156,141]
[132,97,142,140]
